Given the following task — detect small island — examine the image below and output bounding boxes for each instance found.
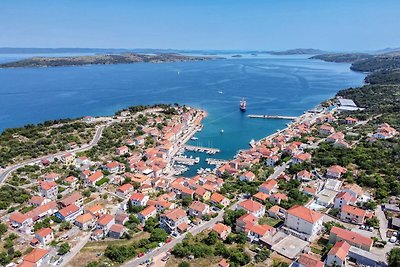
[0,53,221,68]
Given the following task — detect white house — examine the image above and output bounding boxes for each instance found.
[326,240,350,267]
[285,205,323,239]
[237,199,265,218]
[130,193,149,207]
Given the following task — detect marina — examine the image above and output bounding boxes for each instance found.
[205,158,228,165]
[174,156,200,165]
[184,145,220,154]
[247,114,297,120]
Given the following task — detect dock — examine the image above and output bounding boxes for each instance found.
[248,115,297,120]
[184,145,220,154]
[174,157,196,165]
[206,158,227,165]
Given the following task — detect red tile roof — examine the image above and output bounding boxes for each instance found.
[23,248,49,263]
[35,227,52,238]
[342,205,367,218]
[331,226,373,247]
[328,240,350,261]
[298,253,324,267]
[109,224,124,233]
[287,205,323,223]
[58,204,80,218]
[239,199,264,212]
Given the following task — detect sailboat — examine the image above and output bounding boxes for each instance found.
[240,97,246,111]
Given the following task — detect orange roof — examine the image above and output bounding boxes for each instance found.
[163,208,186,222]
[250,224,273,236]
[268,205,280,213]
[260,179,277,190]
[35,227,52,238]
[253,192,269,201]
[97,214,114,225]
[239,199,264,213]
[117,183,133,193]
[238,213,257,224]
[106,161,119,169]
[298,253,324,267]
[17,261,36,267]
[218,259,229,267]
[86,204,105,214]
[75,213,95,224]
[327,165,347,174]
[40,181,57,191]
[271,193,288,201]
[189,201,208,212]
[331,226,373,247]
[342,205,366,217]
[58,204,80,218]
[109,224,124,233]
[139,205,157,217]
[177,222,189,232]
[130,192,147,201]
[287,205,323,223]
[64,176,77,183]
[10,212,29,224]
[328,240,350,261]
[24,248,49,263]
[29,196,45,205]
[212,223,230,235]
[210,192,226,203]
[88,171,103,182]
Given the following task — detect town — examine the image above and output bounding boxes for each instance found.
[0,98,399,267]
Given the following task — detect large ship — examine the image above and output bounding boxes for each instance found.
[240,97,246,111]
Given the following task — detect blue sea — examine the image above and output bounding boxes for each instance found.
[0,53,365,176]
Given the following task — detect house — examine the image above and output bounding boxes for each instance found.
[115,212,129,225]
[160,208,188,234]
[28,196,49,207]
[86,171,103,186]
[373,123,398,139]
[86,204,107,217]
[334,192,357,209]
[155,200,175,213]
[130,193,149,207]
[55,204,82,221]
[266,155,279,167]
[188,201,210,218]
[64,176,78,188]
[285,205,323,239]
[82,116,95,123]
[218,258,230,267]
[21,248,49,267]
[340,205,367,225]
[210,192,230,207]
[302,186,317,196]
[34,227,54,245]
[319,124,335,135]
[326,240,350,267]
[253,192,269,203]
[116,183,134,197]
[237,199,265,218]
[76,156,90,166]
[74,213,96,230]
[326,165,347,179]
[61,153,75,165]
[104,161,120,173]
[315,189,337,207]
[194,186,211,201]
[39,181,58,199]
[326,132,345,143]
[297,253,324,267]
[342,184,363,199]
[329,226,373,251]
[248,224,274,242]
[258,179,278,194]
[109,224,125,239]
[239,171,256,182]
[269,193,288,205]
[96,214,115,232]
[137,205,157,224]
[43,172,60,182]
[211,223,231,240]
[268,205,284,219]
[59,192,83,208]
[292,153,312,164]
[10,212,33,229]
[116,146,129,156]
[236,213,257,233]
[345,117,358,125]
[296,170,312,181]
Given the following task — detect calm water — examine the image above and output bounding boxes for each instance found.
[0,54,365,176]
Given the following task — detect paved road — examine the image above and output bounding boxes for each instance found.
[0,124,106,184]
[376,205,389,241]
[268,162,287,180]
[61,233,91,267]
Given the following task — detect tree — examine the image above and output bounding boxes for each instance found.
[58,242,71,255]
[204,231,218,245]
[255,247,270,262]
[178,262,190,267]
[182,196,193,207]
[149,228,168,243]
[365,216,380,228]
[144,217,157,233]
[59,221,72,231]
[0,223,8,238]
[387,247,400,267]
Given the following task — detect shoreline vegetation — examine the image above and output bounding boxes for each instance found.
[0,53,220,68]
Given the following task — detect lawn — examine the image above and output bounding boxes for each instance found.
[258,216,282,227]
[69,231,150,267]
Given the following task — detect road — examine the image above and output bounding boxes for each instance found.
[268,162,288,180]
[61,233,91,267]
[121,200,241,267]
[0,108,162,184]
[376,205,389,241]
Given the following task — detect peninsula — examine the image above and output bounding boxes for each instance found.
[0,53,219,68]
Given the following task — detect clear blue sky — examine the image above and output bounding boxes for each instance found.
[1,0,399,51]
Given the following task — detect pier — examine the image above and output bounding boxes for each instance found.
[247,114,297,120]
[206,158,228,165]
[184,145,220,154]
[174,156,197,165]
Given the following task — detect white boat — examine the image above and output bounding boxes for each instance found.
[220,129,224,133]
[190,137,198,140]
[218,91,223,94]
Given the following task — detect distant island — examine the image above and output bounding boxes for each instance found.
[310,53,373,63]
[0,53,220,68]
[269,48,327,55]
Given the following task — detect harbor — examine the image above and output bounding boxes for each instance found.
[184,145,220,154]
[205,158,228,165]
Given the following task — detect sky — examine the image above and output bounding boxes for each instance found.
[0,0,399,51]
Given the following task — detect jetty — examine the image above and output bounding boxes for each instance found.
[247,114,297,120]
[206,158,228,165]
[184,145,220,154]
[174,156,196,165]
